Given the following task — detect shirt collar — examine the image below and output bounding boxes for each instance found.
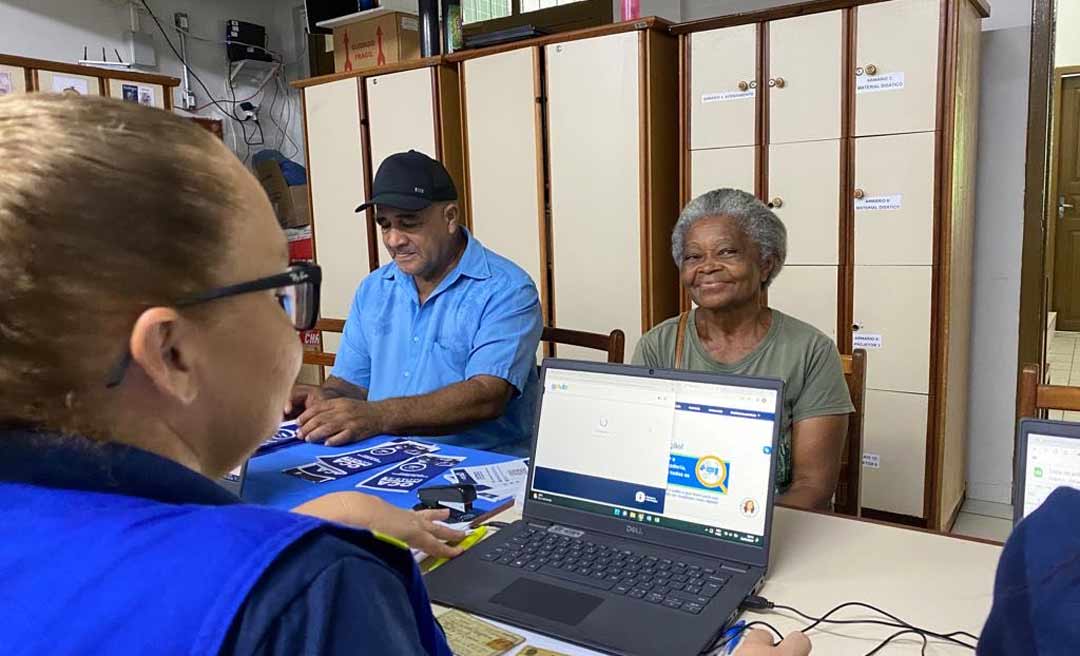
[0,428,240,506]
[380,227,492,283]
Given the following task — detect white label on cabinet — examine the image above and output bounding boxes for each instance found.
[52,74,89,95]
[702,89,755,104]
[853,333,883,350]
[862,453,881,469]
[856,71,905,94]
[855,194,902,211]
[401,16,418,31]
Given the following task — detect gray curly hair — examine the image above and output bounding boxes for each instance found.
[671,188,788,289]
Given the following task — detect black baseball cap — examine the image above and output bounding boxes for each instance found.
[355,150,457,213]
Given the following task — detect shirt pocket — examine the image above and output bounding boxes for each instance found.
[429,338,470,382]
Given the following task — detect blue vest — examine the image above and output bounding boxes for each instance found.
[0,481,450,656]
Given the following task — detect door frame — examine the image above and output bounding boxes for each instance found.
[1047,67,1080,331]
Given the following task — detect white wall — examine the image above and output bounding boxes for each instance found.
[0,0,307,165]
[1057,0,1080,66]
[965,1,1033,505]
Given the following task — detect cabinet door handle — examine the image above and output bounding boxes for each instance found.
[854,188,865,200]
[852,323,863,331]
[749,80,758,89]
[738,80,749,91]
[774,76,786,89]
[865,64,878,76]
[768,197,784,209]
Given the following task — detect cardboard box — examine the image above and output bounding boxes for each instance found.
[333,11,420,73]
[254,159,310,229]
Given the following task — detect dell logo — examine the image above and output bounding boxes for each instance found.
[625,525,643,536]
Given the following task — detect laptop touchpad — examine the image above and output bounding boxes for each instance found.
[490,578,603,626]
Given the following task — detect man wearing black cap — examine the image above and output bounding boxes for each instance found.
[290,150,542,455]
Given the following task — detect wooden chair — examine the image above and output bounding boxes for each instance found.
[542,327,626,364]
[1018,363,1080,417]
[302,318,344,368]
[833,349,868,517]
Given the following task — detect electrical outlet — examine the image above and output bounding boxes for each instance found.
[174,12,189,30]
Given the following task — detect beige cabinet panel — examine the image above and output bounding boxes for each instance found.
[854,131,936,265]
[107,79,166,109]
[463,48,544,299]
[767,266,838,341]
[36,70,100,96]
[0,64,27,95]
[855,0,941,137]
[690,24,758,150]
[305,79,369,353]
[690,146,756,198]
[860,389,928,517]
[768,10,843,144]
[769,140,841,265]
[853,265,932,394]
[366,67,438,266]
[546,32,643,360]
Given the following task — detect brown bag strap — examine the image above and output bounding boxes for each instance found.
[673,311,690,370]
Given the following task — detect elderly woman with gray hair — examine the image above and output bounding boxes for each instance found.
[634,188,853,511]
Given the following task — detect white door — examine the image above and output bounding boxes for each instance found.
[860,389,928,517]
[0,64,27,95]
[853,265,932,394]
[690,24,758,150]
[37,70,100,96]
[768,10,843,144]
[547,32,643,360]
[107,79,166,109]
[767,266,838,342]
[304,78,369,354]
[853,131,936,266]
[366,67,439,266]
[768,140,841,265]
[855,0,941,137]
[690,146,757,199]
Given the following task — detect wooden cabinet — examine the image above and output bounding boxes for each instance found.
[461,48,546,321]
[854,0,942,137]
[677,0,986,528]
[303,78,369,354]
[689,24,758,150]
[0,54,178,105]
[767,11,843,144]
[452,21,679,362]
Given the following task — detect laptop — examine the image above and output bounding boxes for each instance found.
[426,359,784,656]
[1014,418,1080,525]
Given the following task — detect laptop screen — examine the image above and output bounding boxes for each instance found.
[1020,423,1080,520]
[529,366,779,548]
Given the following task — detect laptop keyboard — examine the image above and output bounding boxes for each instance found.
[478,527,731,615]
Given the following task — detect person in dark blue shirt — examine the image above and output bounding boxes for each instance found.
[0,94,457,655]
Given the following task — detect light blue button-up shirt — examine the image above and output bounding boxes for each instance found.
[331,229,542,454]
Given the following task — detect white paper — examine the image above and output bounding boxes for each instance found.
[445,459,530,505]
[702,89,755,104]
[401,16,419,31]
[856,71,905,94]
[52,74,89,96]
[855,194,902,211]
[853,333,883,350]
[411,520,473,562]
[138,86,155,107]
[0,72,12,96]
[862,453,881,469]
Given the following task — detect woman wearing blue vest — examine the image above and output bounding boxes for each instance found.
[0,94,455,655]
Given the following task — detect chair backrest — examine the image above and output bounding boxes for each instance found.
[1018,362,1080,416]
[833,349,867,517]
[542,327,626,364]
[302,318,345,368]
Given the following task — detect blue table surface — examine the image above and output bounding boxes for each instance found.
[242,435,519,512]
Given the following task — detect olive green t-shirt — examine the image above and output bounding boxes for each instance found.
[632,309,853,493]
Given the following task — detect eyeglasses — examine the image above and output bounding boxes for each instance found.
[105,262,322,388]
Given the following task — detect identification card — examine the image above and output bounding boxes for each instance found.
[438,610,524,656]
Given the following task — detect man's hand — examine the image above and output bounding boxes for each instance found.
[298,397,386,446]
[285,384,330,418]
[292,492,467,559]
[735,630,811,656]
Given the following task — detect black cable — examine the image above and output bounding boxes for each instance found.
[770,602,977,649]
[864,628,929,656]
[138,0,245,124]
